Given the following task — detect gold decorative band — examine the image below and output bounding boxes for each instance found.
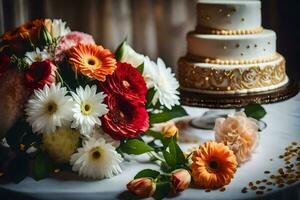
[195,26,264,35]
[186,53,279,65]
[178,56,287,92]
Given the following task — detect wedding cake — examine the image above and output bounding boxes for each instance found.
[178,0,288,94]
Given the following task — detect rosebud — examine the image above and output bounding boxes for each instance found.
[39,24,53,46]
[162,122,179,138]
[171,169,191,193]
[127,177,156,197]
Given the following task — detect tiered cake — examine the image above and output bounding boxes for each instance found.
[178,0,288,94]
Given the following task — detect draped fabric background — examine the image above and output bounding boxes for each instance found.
[0,0,299,81]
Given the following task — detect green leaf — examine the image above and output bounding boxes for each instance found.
[174,142,186,165]
[153,181,171,200]
[150,106,188,124]
[33,151,53,181]
[160,162,171,173]
[146,87,156,108]
[244,103,267,120]
[162,150,176,167]
[161,137,171,149]
[120,139,154,155]
[136,62,144,74]
[168,137,186,166]
[115,39,127,61]
[134,169,160,179]
[146,130,163,140]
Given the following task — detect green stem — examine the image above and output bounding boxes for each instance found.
[56,70,72,91]
[148,152,165,163]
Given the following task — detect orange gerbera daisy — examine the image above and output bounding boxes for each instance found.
[191,141,238,189]
[68,44,116,81]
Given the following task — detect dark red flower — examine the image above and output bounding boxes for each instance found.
[99,62,147,103]
[25,60,56,89]
[0,53,12,76]
[101,94,149,140]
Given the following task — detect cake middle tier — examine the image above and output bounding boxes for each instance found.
[177,54,288,94]
[187,29,276,61]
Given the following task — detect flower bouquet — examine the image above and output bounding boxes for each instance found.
[0,18,186,181]
[0,18,268,200]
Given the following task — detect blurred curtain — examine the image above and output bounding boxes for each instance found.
[0,0,299,80]
[0,0,197,70]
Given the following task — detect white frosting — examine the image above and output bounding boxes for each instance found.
[187,29,276,60]
[197,0,261,31]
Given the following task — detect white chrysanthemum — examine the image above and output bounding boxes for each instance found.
[71,85,108,136]
[70,137,123,179]
[25,83,74,134]
[142,56,156,89]
[145,58,180,109]
[51,19,71,39]
[120,43,145,68]
[92,126,120,148]
[25,47,51,65]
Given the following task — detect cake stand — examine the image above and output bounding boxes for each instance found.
[180,80,299,109]
[180,80,298,129]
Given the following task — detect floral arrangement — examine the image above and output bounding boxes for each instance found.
[0,19,267,200]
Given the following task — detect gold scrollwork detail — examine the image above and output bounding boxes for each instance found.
[178,57,287,92]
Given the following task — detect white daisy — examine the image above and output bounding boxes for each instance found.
[25,83,74,134]
[70,137,123,179]
[25,47,51,65]
[71,85,108,136]
[145,58,180,109]
[51,19,71,39]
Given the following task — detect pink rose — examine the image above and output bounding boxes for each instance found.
[55,31,95,61]
[171,169,191,193]
[214,112,259,164]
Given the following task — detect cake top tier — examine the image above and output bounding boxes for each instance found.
[197,0,261,33]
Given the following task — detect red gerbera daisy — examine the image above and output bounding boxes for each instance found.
[99,62,147,103]
[101,94,149,140]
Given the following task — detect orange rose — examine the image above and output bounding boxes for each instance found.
[1,19,44,55]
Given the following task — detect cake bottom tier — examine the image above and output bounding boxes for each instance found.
[177,54,288,94]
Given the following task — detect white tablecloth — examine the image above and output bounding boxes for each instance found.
[1,93,300,200]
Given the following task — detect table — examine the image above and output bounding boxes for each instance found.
[1,93,300,200]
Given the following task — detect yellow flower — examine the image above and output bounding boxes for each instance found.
[161,122,179,138]
[67,43,116,81]
[191,141,238,189]
[43,127,80,163]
